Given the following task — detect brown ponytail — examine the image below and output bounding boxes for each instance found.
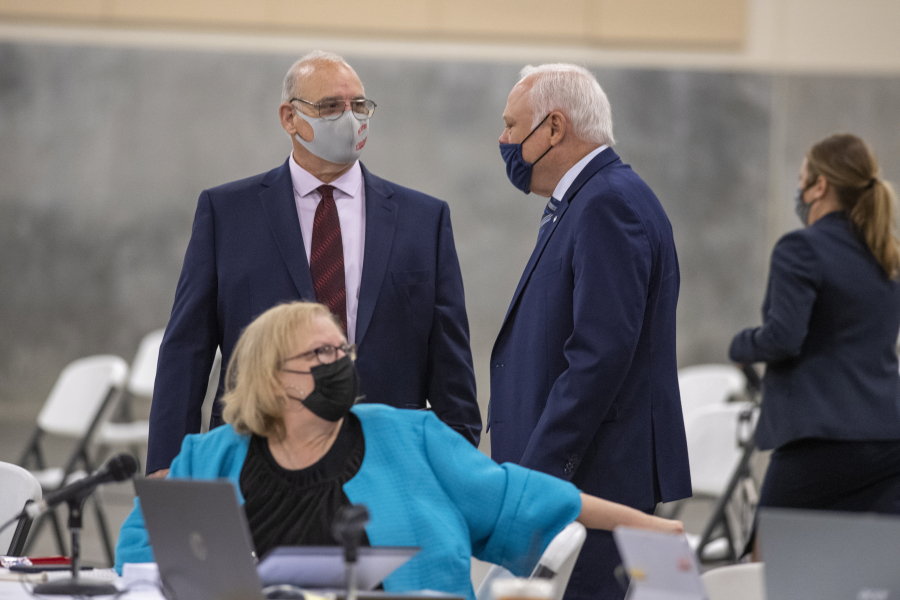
[805,134,900,279]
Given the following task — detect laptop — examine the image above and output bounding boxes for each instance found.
[134,478,428,600]
[134,478,264,600]
[759,507,900,600]
[612,527,708,600]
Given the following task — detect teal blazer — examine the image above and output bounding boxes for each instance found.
[116,405,581,600]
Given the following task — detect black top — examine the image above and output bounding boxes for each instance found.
[239,413,367,559]
[730,211,900,450]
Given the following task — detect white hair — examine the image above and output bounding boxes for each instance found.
[518,63,615,146]
[281,50,354,103]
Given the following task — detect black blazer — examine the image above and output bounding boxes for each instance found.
[730,211,900,450]
[146,160,480,473]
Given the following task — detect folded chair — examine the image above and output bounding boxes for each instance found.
[96,329,165,467]
[0,461,42,555]
[678,364,746,420]
[18,355,129,565]
[475,522,587,600]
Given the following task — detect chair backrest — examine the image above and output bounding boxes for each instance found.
[678,364,746,420]
[532,522,587,600]
[127,329,165,398]
[0,461,42,554]
[701,562,765,600]
[684,402,753,496]
[37,355,129,438]
[474,522,587,600]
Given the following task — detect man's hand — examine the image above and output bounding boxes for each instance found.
[147,468,170,479]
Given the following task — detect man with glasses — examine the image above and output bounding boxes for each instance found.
[146,50,480,478]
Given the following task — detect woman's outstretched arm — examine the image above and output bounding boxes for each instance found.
[576,493,684,535]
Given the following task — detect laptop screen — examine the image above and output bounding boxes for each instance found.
[759,507,900,600]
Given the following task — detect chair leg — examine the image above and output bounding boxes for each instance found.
[91,495,115,567]
[24,510,69,557]
[8,512,34,557]
[48,509,68,556]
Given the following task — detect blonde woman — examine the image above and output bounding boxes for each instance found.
[731,133,900,515]
[116,301,682,599]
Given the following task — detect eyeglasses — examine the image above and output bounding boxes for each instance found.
[291,97,376,121]
[282,343,357,374]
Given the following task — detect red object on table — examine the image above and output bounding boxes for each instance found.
[27,556,71,565]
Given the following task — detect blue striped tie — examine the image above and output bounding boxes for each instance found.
[539,196,561,233]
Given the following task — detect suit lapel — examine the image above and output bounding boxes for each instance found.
[356,163,397,346]
[498,148,621,331]
[258,159,316,300]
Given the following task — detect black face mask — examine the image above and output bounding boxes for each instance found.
[287,356,359,422]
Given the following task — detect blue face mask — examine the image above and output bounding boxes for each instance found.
[499,114,552,194]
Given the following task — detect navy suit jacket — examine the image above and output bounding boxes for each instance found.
[730,211,900,450]
[489,148,691,505]
[147,159,480,473]
[489,149,691,600]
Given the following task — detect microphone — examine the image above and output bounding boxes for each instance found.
[26,453,138,518]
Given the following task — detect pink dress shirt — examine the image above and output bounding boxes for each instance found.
[288,154,366,343]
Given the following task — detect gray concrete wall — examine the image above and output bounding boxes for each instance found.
[2,41,900,438]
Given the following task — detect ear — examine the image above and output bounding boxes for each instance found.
[547,111,568,146]
[280,103,314,142]
[809,174,829,201]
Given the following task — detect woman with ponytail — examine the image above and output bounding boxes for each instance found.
[731,133,900,519]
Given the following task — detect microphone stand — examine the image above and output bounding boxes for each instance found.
[32,495,117,596]
[333,505,370,600]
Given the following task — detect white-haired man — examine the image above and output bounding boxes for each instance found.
[490,64,692,599]
[146,51,481,477]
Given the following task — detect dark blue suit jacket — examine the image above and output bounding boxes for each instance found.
[730,211,900,450]
[489,149,691,600]
[147,159,480,473]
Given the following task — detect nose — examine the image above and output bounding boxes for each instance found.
[499,130,509,144]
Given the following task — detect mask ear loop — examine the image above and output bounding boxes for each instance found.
[285,385,307,400]
[521,113,554,167]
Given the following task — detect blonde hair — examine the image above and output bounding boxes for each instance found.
[221,302,339,438]
[805,134,900,279]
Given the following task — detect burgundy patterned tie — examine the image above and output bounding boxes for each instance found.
[310,185,347,333]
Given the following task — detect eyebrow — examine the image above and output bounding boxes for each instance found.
[285,349,315,361]
[316,95,366,103]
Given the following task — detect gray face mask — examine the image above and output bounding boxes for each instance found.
[294,109,368,165]
[794,187,812,226]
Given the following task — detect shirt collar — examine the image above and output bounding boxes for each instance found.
[288,153,363,199]
[551,145,608,201]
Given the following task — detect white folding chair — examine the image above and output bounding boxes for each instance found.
[662,364,747,523]
[126,328,165,399]
[678,364,746,421]
[475,522,587,600]
[18,355,129,564]
[701,562,766,600]
[96,330,164,464]
[686,402,754,498]
[683,402,758,561]
[0,462,42,556]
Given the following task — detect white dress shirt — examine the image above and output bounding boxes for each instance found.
[288,154,366,343]
[552,144,609,201]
